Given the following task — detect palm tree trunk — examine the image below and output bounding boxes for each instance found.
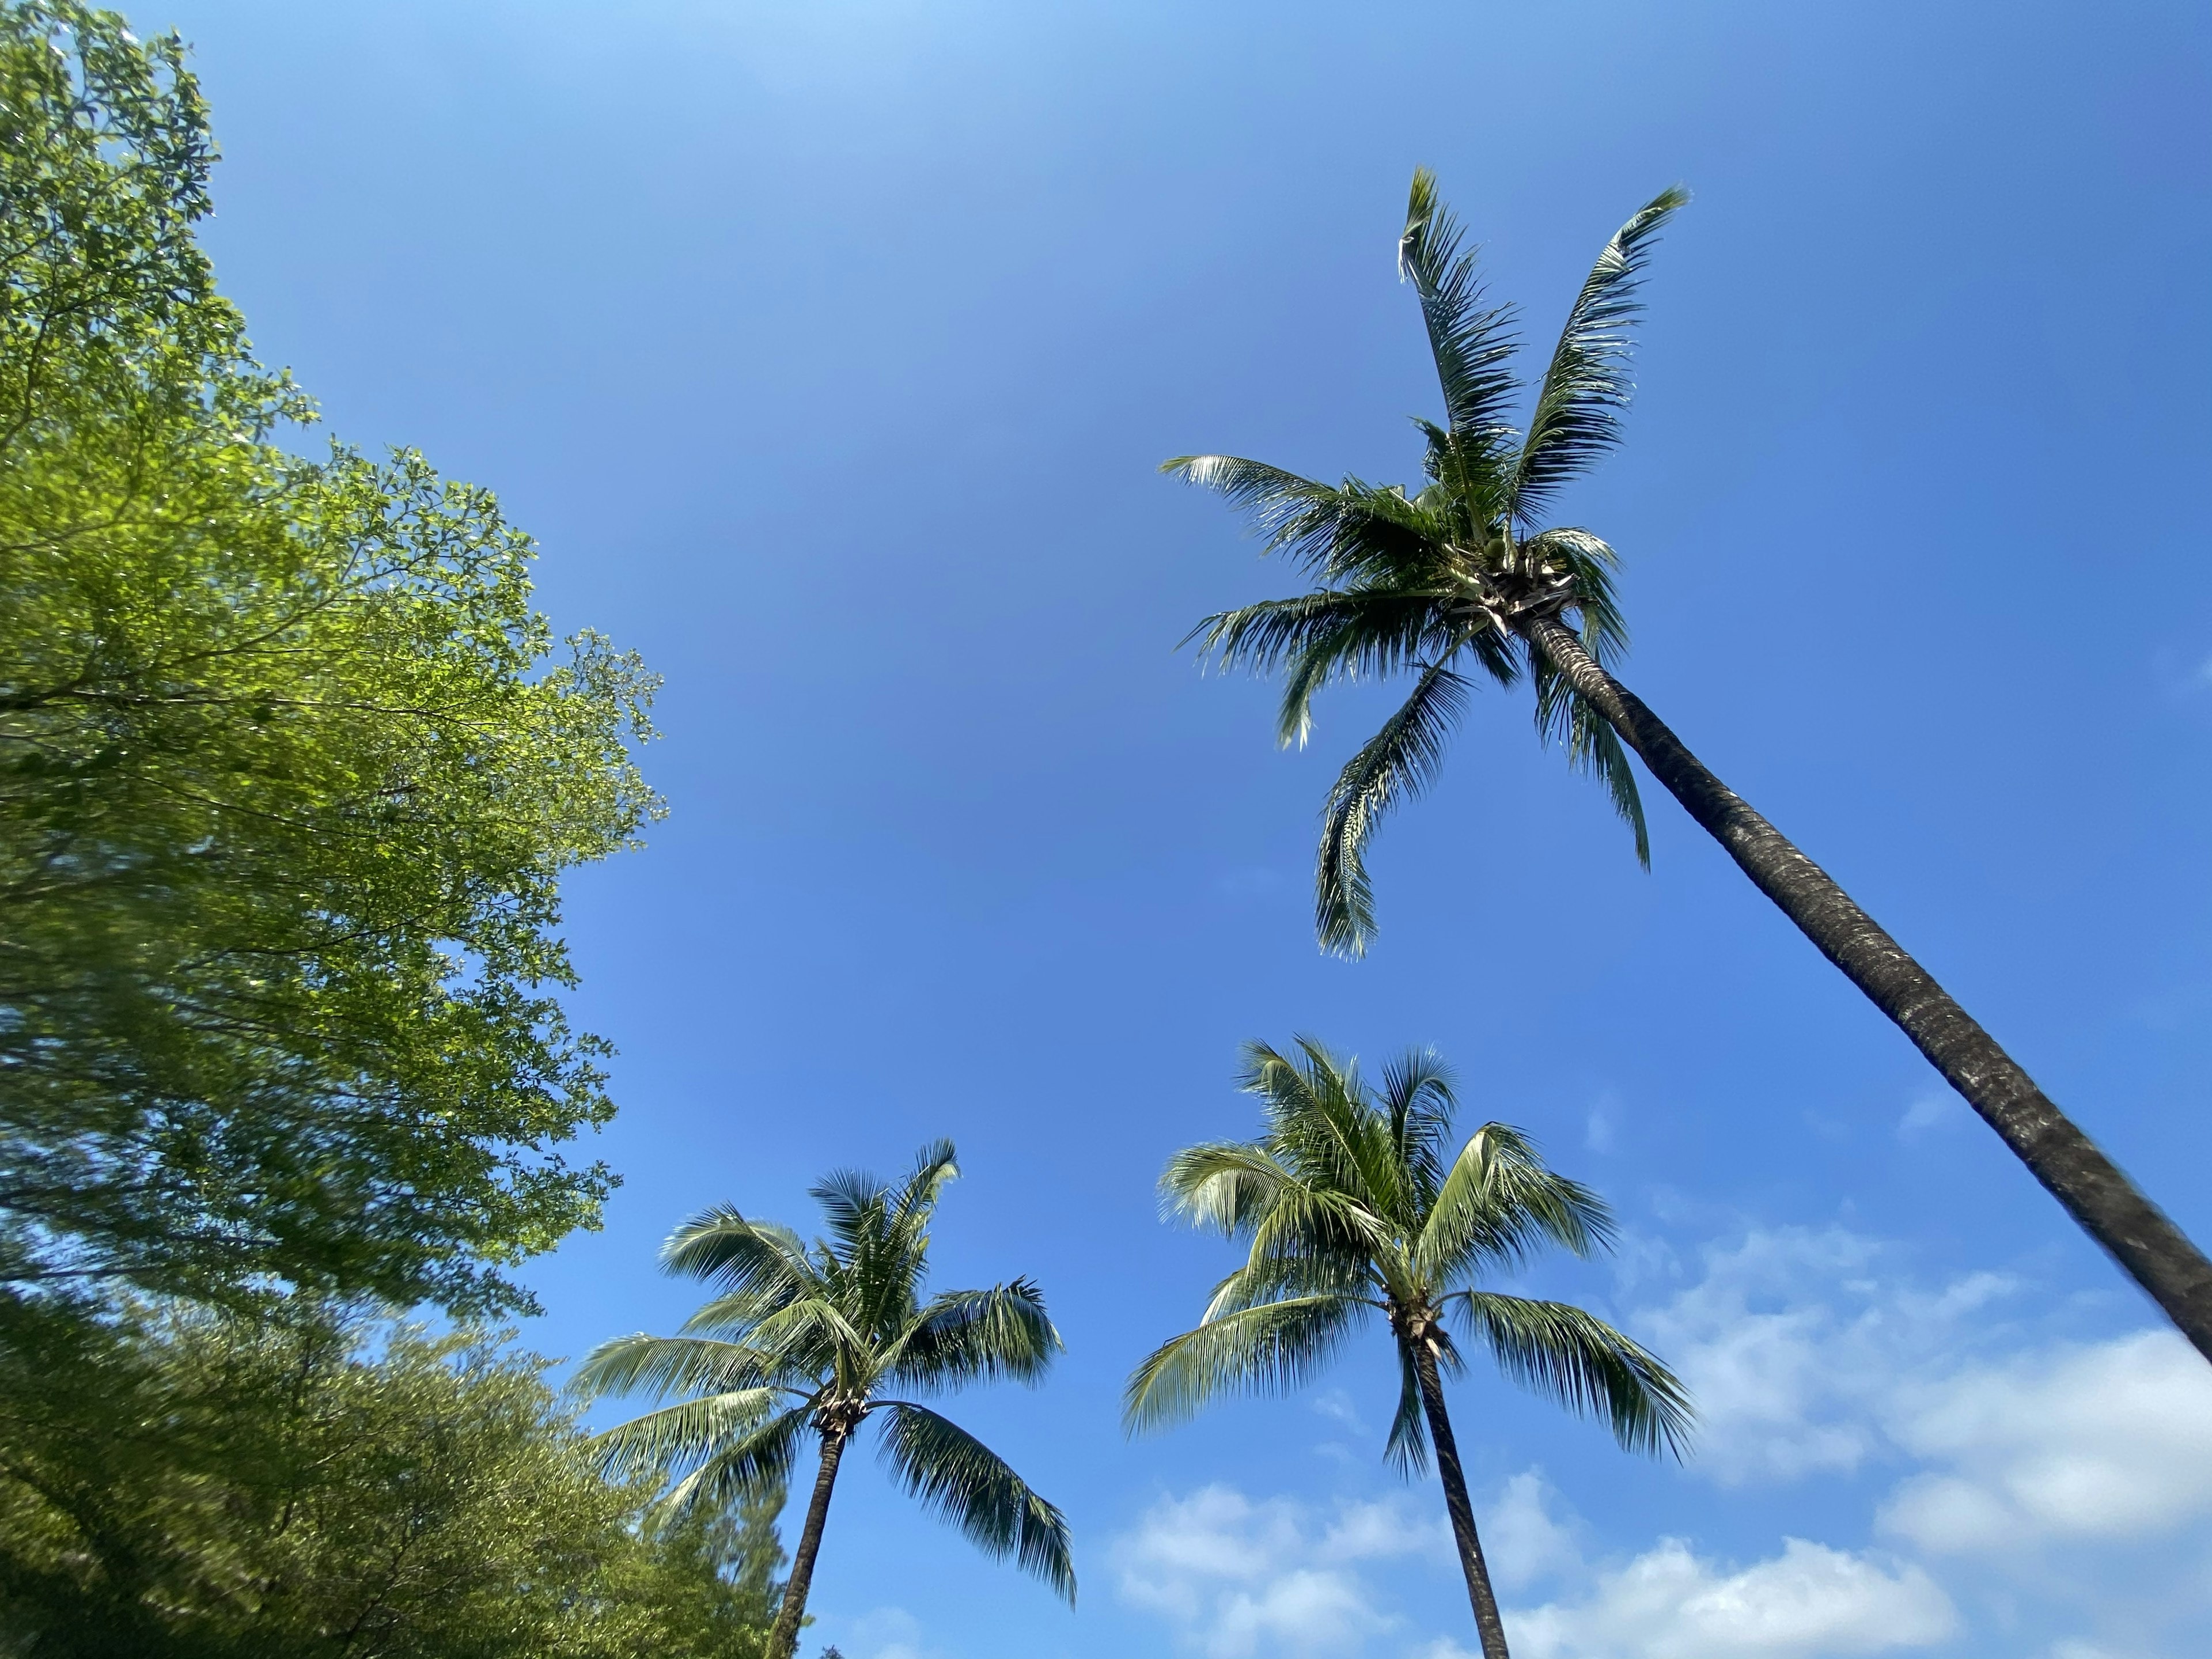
[1411,1339,1511,1659]
[767,1423,850,1659]
[1520,612,2212,1362]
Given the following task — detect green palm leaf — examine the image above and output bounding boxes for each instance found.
[892,1279,1061,1391]
[574,1332,790,1401]
[1512,186,1688,522]
[875,1402,1077,1603]
[1123,1293,1364,1432]
[1316,661,1471,956]
[1415,1123,1613,1284]
[1449,1290,1691,1457]
[1399,166,1522,510]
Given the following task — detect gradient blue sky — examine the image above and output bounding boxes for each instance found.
[156,3,2209,1657]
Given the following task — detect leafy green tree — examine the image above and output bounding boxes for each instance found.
[0,1296,779,1658]
[0,2,658,1312]
[580,1142,1075,1659]
[1171,168,2212,1359]
[1126,1039,1689,1659]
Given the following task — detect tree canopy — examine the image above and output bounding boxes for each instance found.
[0,2,660,1313]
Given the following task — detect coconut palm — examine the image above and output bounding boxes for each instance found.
[1170,168,2212,1361]
[1126,1039,1690,1659]
[577,1141,1073,1659]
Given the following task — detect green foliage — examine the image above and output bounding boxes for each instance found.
[1126,1038,1691,1467]
[0,2,660,1312]
[1173,171,1688,952]
[582,1142,1075,1605]
[0,1295,782,1658]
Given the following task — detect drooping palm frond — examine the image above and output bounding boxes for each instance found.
[891,1280,1060,1391]
[1512,186,1688,522]
[1187,587,1464,751]
[1448,1291,1691,1458]
[1385,1337,1430,1475]
[586,1387,794,1485]
[1416,1124,1613,1285]
[1200,1252,1373,1323]
[1315,661,1471,956]
[1123,1294,1365,1433]
[653,1403,813,1519]
[874,1402,1077,1603]
[1400,166,1522,514]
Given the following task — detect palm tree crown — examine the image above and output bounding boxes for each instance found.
[579,1142,1072,1659]
[1126,1039,1688,1659]
[1175,168,1684,954]
[1171,172,2212,1359]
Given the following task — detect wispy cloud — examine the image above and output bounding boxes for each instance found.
[1509,1537,1955,1659]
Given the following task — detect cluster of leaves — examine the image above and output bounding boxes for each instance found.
[0,1,660,1313]
[0,1294,786,1659]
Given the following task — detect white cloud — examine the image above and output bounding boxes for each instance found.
[1115,1478,1568,1658]
[1113,1486,1400,1658]
[1482,1471,1583,1591]
[1879,1328,2212,1553]
[1509,1538,1957,1659]
[1312,1387,1369,1434]
[1633,1227,2014,1483]
[1894,1092,1964,1141]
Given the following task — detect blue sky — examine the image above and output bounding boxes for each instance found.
[158,3,2211,1656]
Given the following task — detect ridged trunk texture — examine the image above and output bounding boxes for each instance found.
[1520,613,2212,1363]
[1412,1339,1511,1659]
[767,1423,850,1659]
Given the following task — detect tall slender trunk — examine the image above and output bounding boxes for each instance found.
[767,1421,850,1659]
[1520,613,2212,1362]
[1410,1336,1511,1659]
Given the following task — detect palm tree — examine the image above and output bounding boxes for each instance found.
[1126,1039,1690,1659]
[1169,169,2212,1362]
[577,1141,1074,1659]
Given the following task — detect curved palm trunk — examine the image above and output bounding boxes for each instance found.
[1521,613,2212,1362]
[767,1423,850,1659]
[1411,1339,1511,1659]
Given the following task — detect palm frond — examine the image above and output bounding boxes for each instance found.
[892,1139,961,1232]
[1416,1123,1615,1285]
[1166,458,1450,586]
[1512,185,1688,521]
[874,1402,1076,1602]
[1202,1254,1372,1323]
[810,1167,893,1256]
[573,1333,791,1403]
[660,1207,815,1298]
[1244,1039,1399,1220]
[1378,1048,1457,1209]
[1449,1291,1692,1457]
[891,1279,1061,1391]
[1384,1338,1430,1476]
[1400,167,1522,510]
[737,1296,869,1380]
[1523,527,1630,665]
[649,1403,813,1519]
[1122,1294,1363,1433]
[1159,1140,1301,1236]
[1316,661,1471,957]
[588,1388,792,1484]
